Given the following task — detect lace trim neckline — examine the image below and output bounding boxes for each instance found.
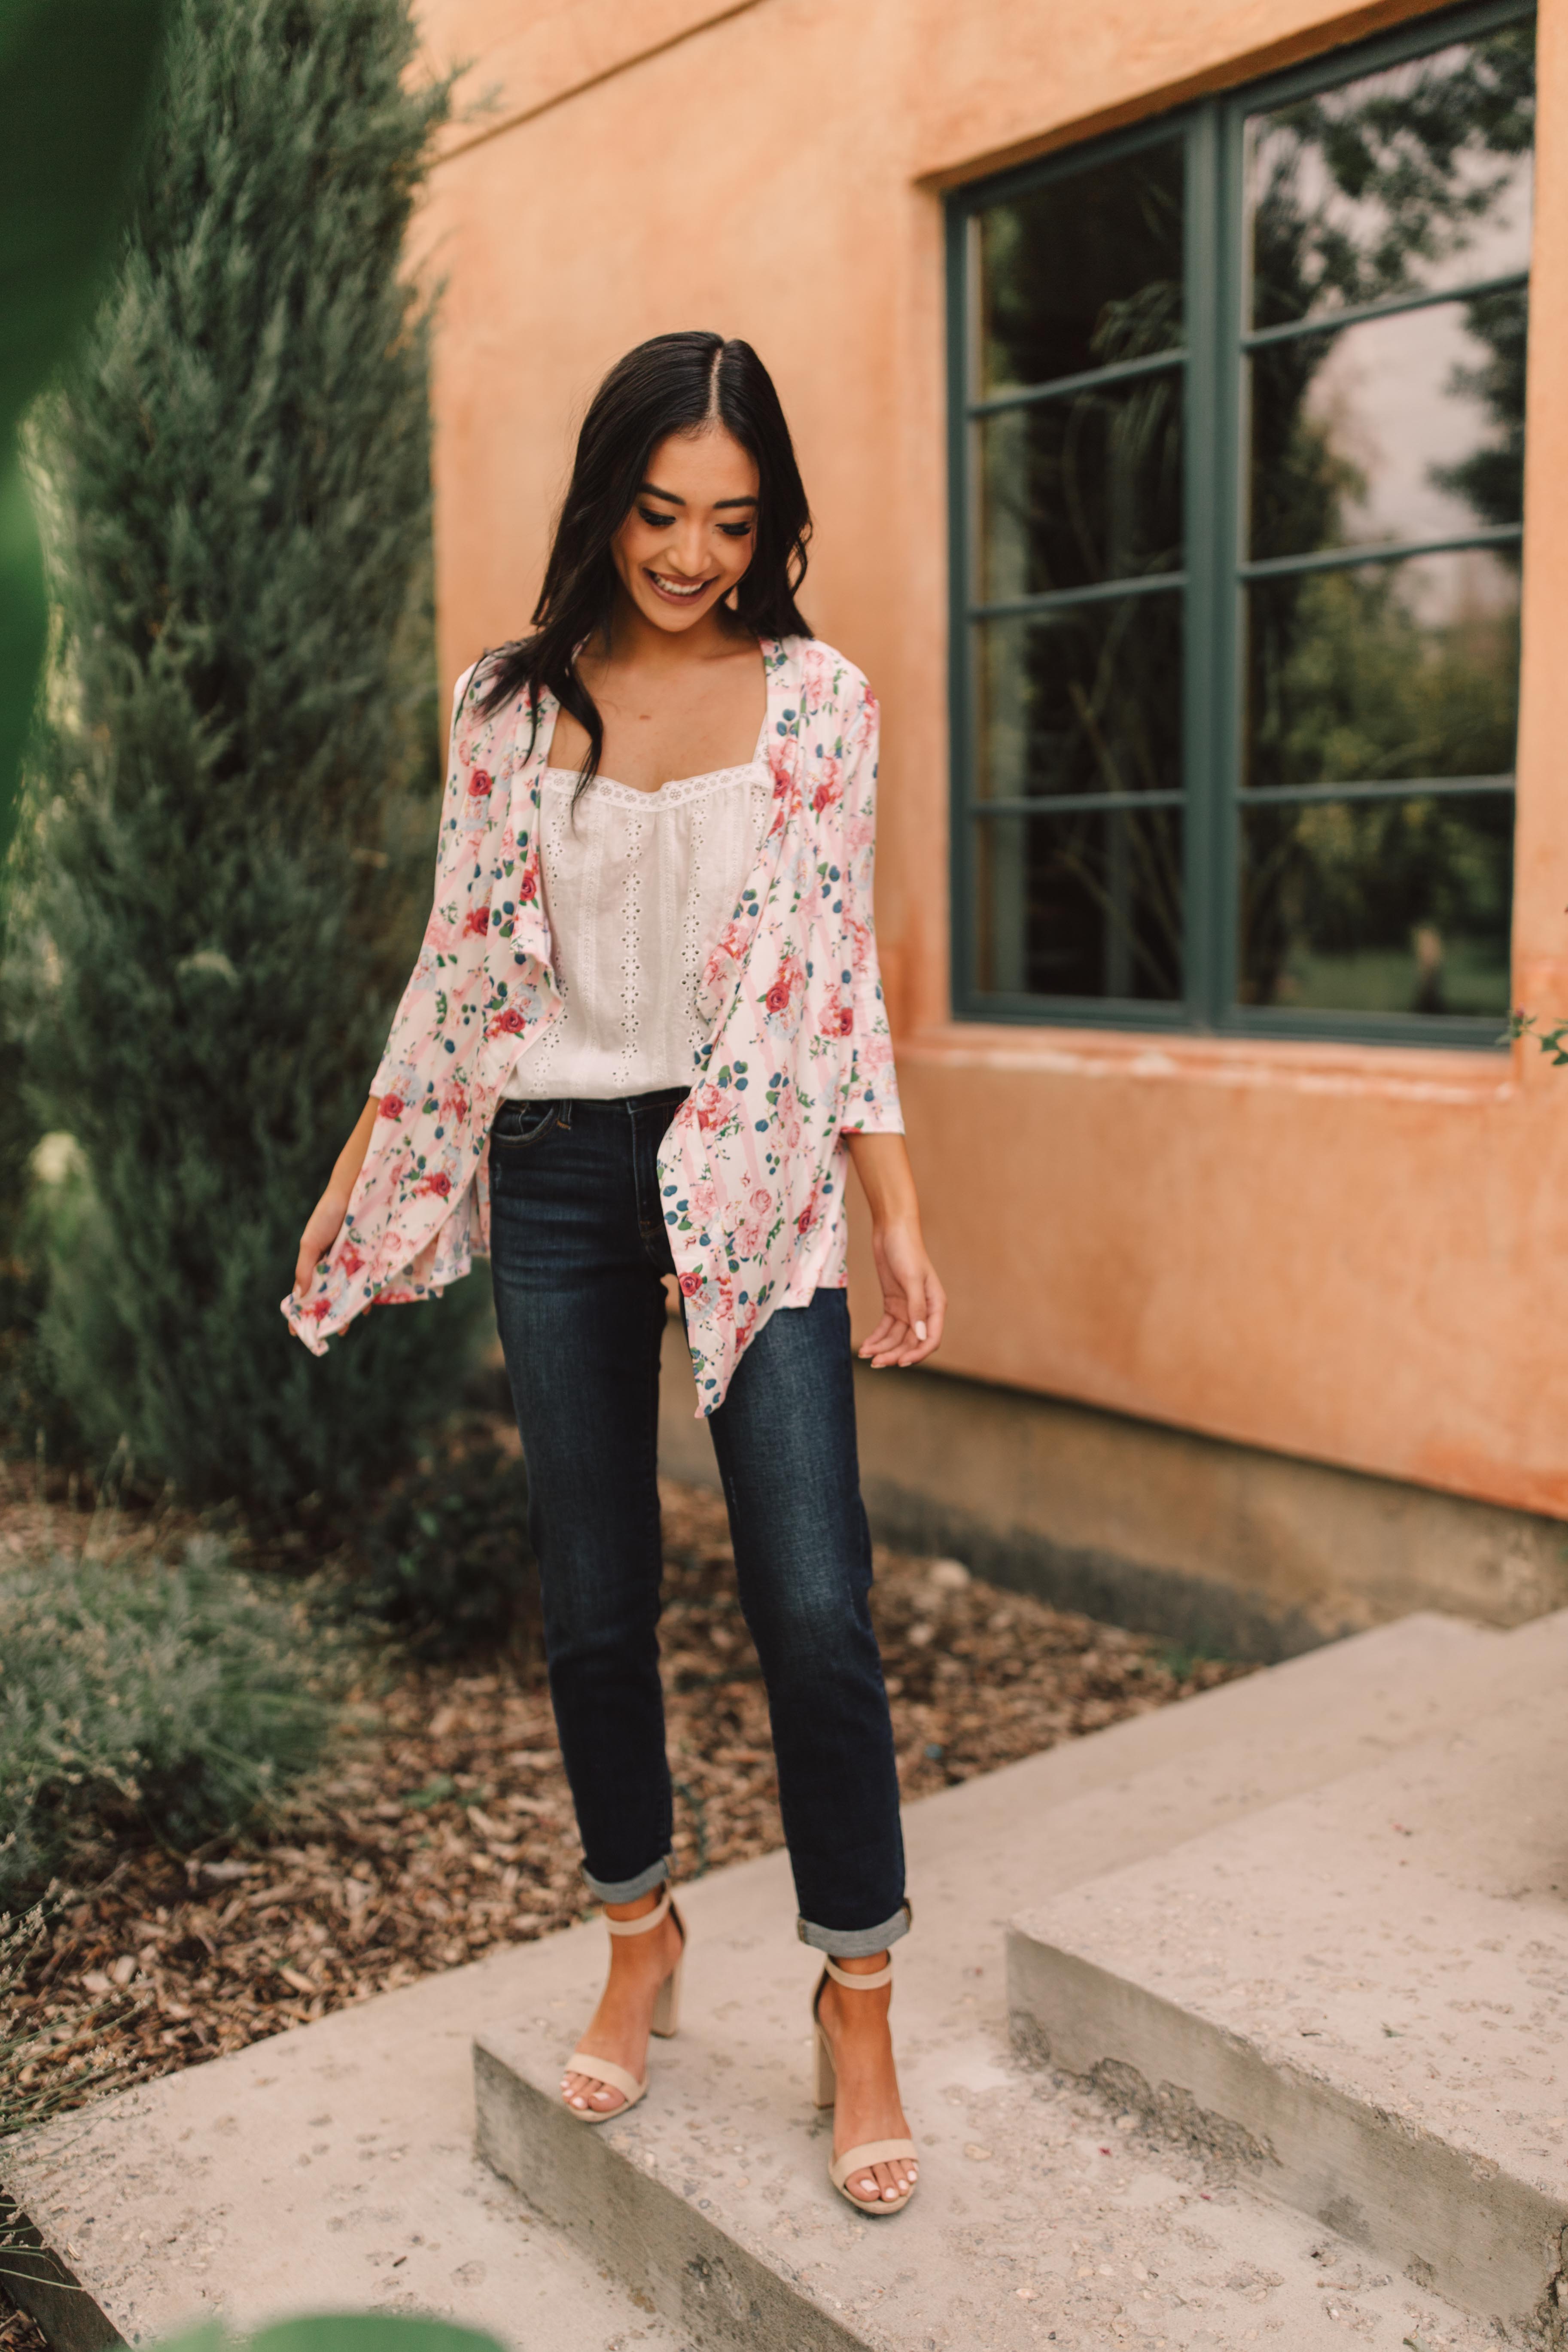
[539,757,768,812]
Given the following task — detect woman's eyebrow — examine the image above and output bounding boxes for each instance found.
[639,480,758,510]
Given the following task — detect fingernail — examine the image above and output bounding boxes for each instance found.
[915,1320,927,1340]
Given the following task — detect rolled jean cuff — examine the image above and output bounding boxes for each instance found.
[582,1855,669,1905]
[796,1900,911,1959]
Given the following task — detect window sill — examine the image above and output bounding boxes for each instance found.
[898,1019,1518,1106]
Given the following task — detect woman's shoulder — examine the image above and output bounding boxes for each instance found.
[776,634,876,715]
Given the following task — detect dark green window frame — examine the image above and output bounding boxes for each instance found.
[946,0,1532,1046]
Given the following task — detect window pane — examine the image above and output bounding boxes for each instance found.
[975,599,1183,801]
[977,808,1184,1000]
[1248,289,1526,561]
[978,369,1183,599]
[978,139,1184,394]
[1247,26,1534,331]
[1238,792,1512,1015]
[1245,550,1519,791]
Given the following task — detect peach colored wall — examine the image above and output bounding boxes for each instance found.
[411,0,1568,1518]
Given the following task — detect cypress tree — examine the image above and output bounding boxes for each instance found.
[15,0,478,1511]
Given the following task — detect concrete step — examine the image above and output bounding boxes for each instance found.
[3,1610,1527,2352]
[0,1941,688,2352]
[474,1612,1534,2352]
[1006,1613,1568,2340]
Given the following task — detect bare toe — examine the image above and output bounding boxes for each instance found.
[561,2070,625,2115]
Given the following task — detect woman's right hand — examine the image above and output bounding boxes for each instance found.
[293,1096,381,1299]
[294,1184,351,1299]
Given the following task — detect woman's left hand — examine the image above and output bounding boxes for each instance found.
[859,1217,947,1369]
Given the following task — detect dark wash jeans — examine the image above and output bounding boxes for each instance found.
[487,1086,908,1955]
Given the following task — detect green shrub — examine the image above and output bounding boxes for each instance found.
[0,1534,342,1903]
[356,1442,540,1664]
[12,0,480,1515]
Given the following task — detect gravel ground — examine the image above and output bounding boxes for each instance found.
[2,1478,1249,2133]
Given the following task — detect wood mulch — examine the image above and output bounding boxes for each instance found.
[0,2293,46,2352]
[2,1478,1249,2135]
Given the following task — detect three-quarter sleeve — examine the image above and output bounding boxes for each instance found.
[836,681,904,1137]
[370,660,485,1104]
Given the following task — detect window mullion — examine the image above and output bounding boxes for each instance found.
[1209,90,1247,1030]
[1183,101,1223,1028]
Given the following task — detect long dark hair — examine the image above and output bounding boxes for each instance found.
[475,332,812,779]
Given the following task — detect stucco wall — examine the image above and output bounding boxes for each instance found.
[412,0,1568,1518]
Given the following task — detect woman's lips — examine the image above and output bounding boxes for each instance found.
[645,569,713,604]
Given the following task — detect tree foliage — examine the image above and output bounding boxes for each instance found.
[13,0,478,1509]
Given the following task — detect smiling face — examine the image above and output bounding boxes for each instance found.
[609,426,761,634]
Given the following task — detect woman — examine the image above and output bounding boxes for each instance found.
[287,332,945,2217]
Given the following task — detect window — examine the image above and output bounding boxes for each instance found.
[948,2,1534,1041]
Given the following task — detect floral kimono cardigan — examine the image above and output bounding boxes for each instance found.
[282,634,903,1412]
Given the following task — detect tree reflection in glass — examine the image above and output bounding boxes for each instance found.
[1239,25,1531,1019]
[973,137,1186,1000]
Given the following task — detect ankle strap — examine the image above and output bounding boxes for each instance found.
[603,1885,671,1938]
[823,1955,893,1989]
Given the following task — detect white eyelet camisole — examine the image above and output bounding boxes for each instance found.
[505,737,773,1100]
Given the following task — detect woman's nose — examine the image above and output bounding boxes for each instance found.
[664,524,708,576]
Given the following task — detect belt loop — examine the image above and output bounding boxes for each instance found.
[557,1101,572,1131]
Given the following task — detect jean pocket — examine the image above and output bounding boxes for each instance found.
[491,1099,560,1150]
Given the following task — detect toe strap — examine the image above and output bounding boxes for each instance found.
[830,2137,918,2189]
[566,2051,645,2104]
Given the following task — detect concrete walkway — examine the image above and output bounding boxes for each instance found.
[4,1609,1542,2352]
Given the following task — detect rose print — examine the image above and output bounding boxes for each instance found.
[284,639,904,1420]
[691,1083,728,1133]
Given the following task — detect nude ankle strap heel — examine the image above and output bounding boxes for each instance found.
[563,1885,685,2123]
[811,1954,918,2215]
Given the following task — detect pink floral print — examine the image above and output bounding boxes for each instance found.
[282,636,903,1413]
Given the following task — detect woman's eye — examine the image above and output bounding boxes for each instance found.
[718,521,754,539]
[638,508,676,528]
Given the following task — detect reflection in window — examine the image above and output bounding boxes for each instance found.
[1240,21,1529,1022]
[977,602,1183,803]
[980,142,1184,393]
[955,8,1532,1035]
[1239,794,1512,1015]
[1248,290,1527,560]
[980,374,1183,599]
[1246,31,1534,327]
[967,133,1187,1003]
[1245,552,1520,789]
[978,810,1184,1001]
